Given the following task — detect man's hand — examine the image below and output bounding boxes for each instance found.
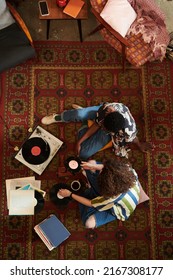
[132,137,155,153]
[138,142,155,153]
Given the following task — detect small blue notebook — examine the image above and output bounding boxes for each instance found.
[34,214,70,250]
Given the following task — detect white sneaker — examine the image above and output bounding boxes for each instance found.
[41,114,61,125]
[72,104,83,109]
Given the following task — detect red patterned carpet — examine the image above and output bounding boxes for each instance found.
[143,61,173,260]
[0,41,172,260]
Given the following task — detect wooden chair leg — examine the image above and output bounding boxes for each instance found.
[88,24,104,37]
[122,45,126,72]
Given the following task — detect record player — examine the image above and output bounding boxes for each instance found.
[15,126,63,175]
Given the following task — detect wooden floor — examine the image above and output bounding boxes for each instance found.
[17,0,103,41]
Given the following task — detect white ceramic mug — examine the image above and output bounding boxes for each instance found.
[71,180,81,191]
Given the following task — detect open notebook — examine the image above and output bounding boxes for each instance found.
[63,0,85,18]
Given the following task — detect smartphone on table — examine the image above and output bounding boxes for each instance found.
[38,1,50,16]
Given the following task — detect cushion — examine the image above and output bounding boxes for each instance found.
[138,185,150,204]
[100,0,137,37]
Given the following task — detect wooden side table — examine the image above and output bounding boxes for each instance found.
[38,0,88,41]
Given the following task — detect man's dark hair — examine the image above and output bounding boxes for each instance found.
[103,111,126,134]
[98,158,136,197]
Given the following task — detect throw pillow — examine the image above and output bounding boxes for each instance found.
[100,0,137,37]
[138,185,150,204]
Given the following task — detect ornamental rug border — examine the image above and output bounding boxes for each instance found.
[143,60,173,260]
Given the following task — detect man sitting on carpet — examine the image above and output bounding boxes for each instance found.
[58,158,141,228]
[41,102,154,159]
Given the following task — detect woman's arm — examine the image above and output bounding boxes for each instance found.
[81,160,104,171]
[58,189,92,207]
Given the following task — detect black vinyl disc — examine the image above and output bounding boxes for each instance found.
[49,183,71,207]
[65,156,81,174]
[22,137,50,165]
[34,190,45,214]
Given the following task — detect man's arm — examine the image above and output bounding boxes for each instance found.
[76,122,100,155]
[132,136,155,152]
[78,122,100,144]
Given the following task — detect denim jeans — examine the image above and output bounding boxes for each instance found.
[61,105,111,160]
[61,105,101,122]
[79,169,116,228]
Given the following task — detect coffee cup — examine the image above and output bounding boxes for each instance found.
[71,180,81,191]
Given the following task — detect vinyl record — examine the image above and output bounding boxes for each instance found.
[65,156,81,174]
[34,190,44,214]
[22,137,50,165]
[49,183,71,207]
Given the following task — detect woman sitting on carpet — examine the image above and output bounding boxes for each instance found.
[58,158,140,228]
[41,102,154,160]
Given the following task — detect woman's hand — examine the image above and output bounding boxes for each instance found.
[58,189,71,198]
[58,188,92,207]
[81,160,104,171]
[81,160,97,170]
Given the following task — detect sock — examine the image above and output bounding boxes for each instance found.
[54,114,62,121]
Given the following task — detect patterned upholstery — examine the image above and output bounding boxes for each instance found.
[90,0,163,67]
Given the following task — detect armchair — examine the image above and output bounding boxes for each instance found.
[90,0,170,69]
[0,0,36,73]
